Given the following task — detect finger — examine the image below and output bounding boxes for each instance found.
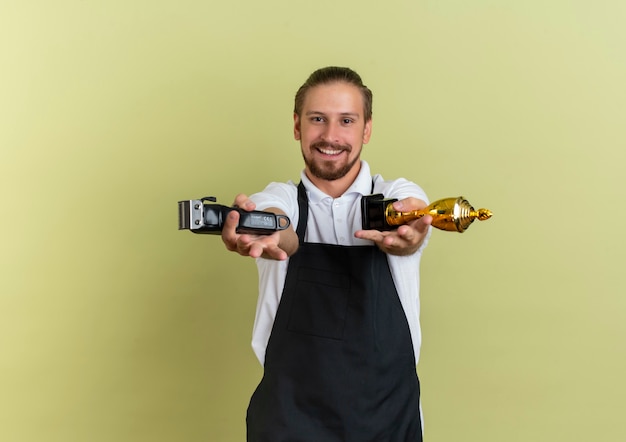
[224,209,240,232]
[413,215,432,234]
[382,235,396,247]
[221,210,240,250]
[248,242,264,258]
[396,225,414,242]
[354,229,384,243]
[264,232,288,260]
[264,244,288,261]
[392,197,426,212]
[244,237,287,260]
[233,193,255,211]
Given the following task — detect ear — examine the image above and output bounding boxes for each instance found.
[362,118,372,144]
[293,113,301,140]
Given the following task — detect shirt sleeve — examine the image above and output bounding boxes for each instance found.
[249,181,300,229]
[373,175,429,205]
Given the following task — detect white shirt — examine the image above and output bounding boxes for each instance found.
[249,161,430,365]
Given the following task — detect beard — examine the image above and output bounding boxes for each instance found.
[303,141,361,181]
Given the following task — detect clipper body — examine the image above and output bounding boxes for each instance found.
[178,197,291,235]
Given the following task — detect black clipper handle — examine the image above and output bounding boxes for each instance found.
[178,198,291,235]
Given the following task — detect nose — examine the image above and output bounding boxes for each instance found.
[320,121,340,143]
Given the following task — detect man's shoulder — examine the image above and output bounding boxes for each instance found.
[260,181,298,199]
[373,175,429,203]
[250,181,299,211]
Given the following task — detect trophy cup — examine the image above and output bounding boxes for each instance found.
[361,195,492,233]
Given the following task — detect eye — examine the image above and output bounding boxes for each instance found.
[342,118,354,125]
[311,116,325,123]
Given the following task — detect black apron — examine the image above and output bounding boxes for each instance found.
[247,182,422,442]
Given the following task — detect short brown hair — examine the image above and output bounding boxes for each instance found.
[294,66,373,121]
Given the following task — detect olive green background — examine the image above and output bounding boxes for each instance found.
[1,1,624,441]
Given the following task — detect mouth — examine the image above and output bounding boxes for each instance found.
[318,147,343,156]
[312,142,350,157]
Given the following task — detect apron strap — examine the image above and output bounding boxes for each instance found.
[296,181,308,244]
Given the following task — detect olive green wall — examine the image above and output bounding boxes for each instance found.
[1,1,624,441]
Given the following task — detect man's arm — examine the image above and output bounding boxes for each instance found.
[221,194,299,260]
[355,197,432,256]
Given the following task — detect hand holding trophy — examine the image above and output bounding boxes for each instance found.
[361,195,492,233]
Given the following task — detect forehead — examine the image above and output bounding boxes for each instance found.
[302,82,364,115]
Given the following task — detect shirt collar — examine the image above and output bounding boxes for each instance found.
[300,160,373,204]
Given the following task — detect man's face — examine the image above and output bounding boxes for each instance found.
[294,82,372,184]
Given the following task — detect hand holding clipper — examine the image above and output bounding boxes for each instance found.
[178,197,291,235]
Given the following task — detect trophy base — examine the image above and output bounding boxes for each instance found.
[361,194,398,231]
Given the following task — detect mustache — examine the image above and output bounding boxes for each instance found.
[311,141,351,151]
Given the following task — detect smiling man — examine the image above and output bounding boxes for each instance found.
[221,66,432,441]
[295,79,372,191]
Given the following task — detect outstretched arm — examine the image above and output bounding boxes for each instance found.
[221,194,299,260]
[355,197,432,256]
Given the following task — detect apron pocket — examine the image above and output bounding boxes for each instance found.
[287,266,351,340]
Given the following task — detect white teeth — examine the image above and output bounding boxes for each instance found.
[319,148,342,155]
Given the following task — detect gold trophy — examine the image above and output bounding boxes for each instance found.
[361,195,492,233]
